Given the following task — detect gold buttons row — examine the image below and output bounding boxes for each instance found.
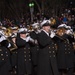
[49,51,55,53]
[24,51,30,53]
[24,59,31,61]
[49,55,55,57]
[49,47,55,49]
[65,52,71,54]
[24,48,30,50]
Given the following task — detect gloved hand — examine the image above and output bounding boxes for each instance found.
[50,31,55,38]
[25,36,30,42]
[26,36,34,43]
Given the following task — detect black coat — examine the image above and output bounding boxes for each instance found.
[30,31,39,66]
[37,31,59,75]
[8,37,18,68]
[16,36,32,75]
[0,40,12,75]
[53,35,75,69]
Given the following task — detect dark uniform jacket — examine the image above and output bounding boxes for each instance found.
[37,30,59,75]
[53,34,75,69]
[0,40,12,75]
[8,37,18,68]
[30,31,39,66]
[16,35,32,75]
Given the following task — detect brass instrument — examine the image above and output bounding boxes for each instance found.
[0,33,17,51]
[4,28,12,37]
[56,28,66,36]
[7,37,17,51]
[54,28,67,42]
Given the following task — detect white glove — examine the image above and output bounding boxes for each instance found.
[29,37,34,43]
[25,36,30,42]
[8,43,11,48]
[66,30,72,35]
[50,31,55,38]
[26,36,34,43]
[34,40,38,44]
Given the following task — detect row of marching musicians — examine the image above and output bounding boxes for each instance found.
[0,20,75,75]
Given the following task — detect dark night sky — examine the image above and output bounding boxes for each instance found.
[0,0,75,20]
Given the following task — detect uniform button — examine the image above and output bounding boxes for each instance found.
[28,48,30,49]
[65,45,66,47]
[24,48,26,49]
[37,46,39,47]
[69,52,70,54]
[24,51,26,53]
[53,47,54,48]
[49,47,50,49]
[65,49,66,50]
[25,59,26,61]
[37,49,39,51]
[16,52,17,54]
[6,55,8,57]
[2,58,4,60]
[1,54,3,56]
[65,52,67,54]
[49,51,51,53]
[53,51,55,53]
[29,59,31,61]
[29,51,30,53]
[0,49,2,51]
[6,52,8,53]
[50,56,51,57]
[29,55,30,57]
[24,55,26,57]
[55,44,57,47]
[52,42,54,44]
[53,55,55,57]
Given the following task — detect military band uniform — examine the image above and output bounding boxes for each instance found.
[0,40,12,75]
[30,31,39,75]
[16,34,32,75]
[8,36,18,74]
[54,34,75,75]
[37,30,59,75]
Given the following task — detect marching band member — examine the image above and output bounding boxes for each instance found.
[53,24,75,75]
[9,33,18,74]
[0,31,12,75]
[16,28,34,75]
[29,23,40,75]
[37,20,59,75]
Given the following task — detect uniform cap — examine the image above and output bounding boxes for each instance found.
[18,28,28,34]
[41,20,51,27]
[32,23,39,29]
[58,24,67,28]
[10,27,18,30]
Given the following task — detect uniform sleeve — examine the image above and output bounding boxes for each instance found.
[16,37,27,47]
[1,40,9,48]
[37,33,52,47]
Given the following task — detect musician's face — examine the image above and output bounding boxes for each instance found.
[43,26,50,33]
[20,33,26,38]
